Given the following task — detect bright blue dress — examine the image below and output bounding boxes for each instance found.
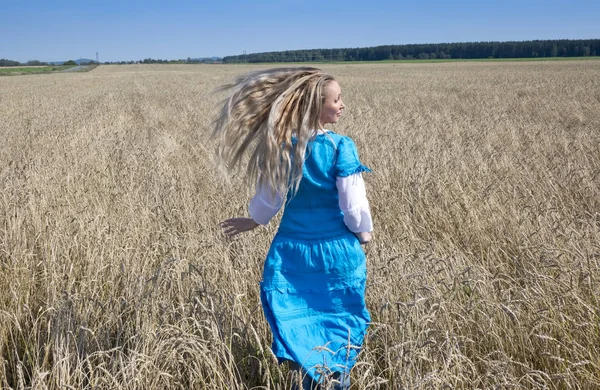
[260,131,371,382]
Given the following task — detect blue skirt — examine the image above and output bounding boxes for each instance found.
[260,231,370,381]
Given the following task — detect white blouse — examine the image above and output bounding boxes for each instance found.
[248,173,373,233]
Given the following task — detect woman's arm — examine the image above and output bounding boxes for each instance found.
[336,173,373,245]
[354,231,372,245]
[220,182,284,238]
[220,217,260,238]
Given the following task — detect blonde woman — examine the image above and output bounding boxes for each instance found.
[215,67,372,389]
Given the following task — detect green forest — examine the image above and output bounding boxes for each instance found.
[2,39,598,66]
[222,39,599,63]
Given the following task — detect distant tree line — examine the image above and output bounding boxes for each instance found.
[0,59,98,66]
[0,59,22,66]
[222,39,600,63]
[0,59,48,66]
[3,39,598,67]
[102,57,221,65]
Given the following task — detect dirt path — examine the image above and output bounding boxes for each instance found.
[63,65,88,72]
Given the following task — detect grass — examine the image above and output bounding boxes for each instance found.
[0,64,97,76]
[376,56,600,63]
[227,56,600,65]
[0,61,599,389]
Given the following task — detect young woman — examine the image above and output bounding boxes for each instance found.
[215,67,373,389]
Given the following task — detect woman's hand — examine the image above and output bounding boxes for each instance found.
[354,231,372,245]
[220,217,260,238]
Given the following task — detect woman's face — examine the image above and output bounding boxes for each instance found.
[319,81,345,127]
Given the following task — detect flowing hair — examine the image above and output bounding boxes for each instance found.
[213,67,335,196]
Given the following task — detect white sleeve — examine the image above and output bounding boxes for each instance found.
[248,183,285,225]
[336,173,373,233]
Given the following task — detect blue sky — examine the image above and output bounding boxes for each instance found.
[1,0,598,62]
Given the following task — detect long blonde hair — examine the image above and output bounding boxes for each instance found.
[213,67,335,196]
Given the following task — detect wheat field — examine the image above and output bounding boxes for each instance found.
[1,61,599,389]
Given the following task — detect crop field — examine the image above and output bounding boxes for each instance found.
[1,61,599,389]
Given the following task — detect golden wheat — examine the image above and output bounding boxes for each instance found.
[1,61,599,389]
